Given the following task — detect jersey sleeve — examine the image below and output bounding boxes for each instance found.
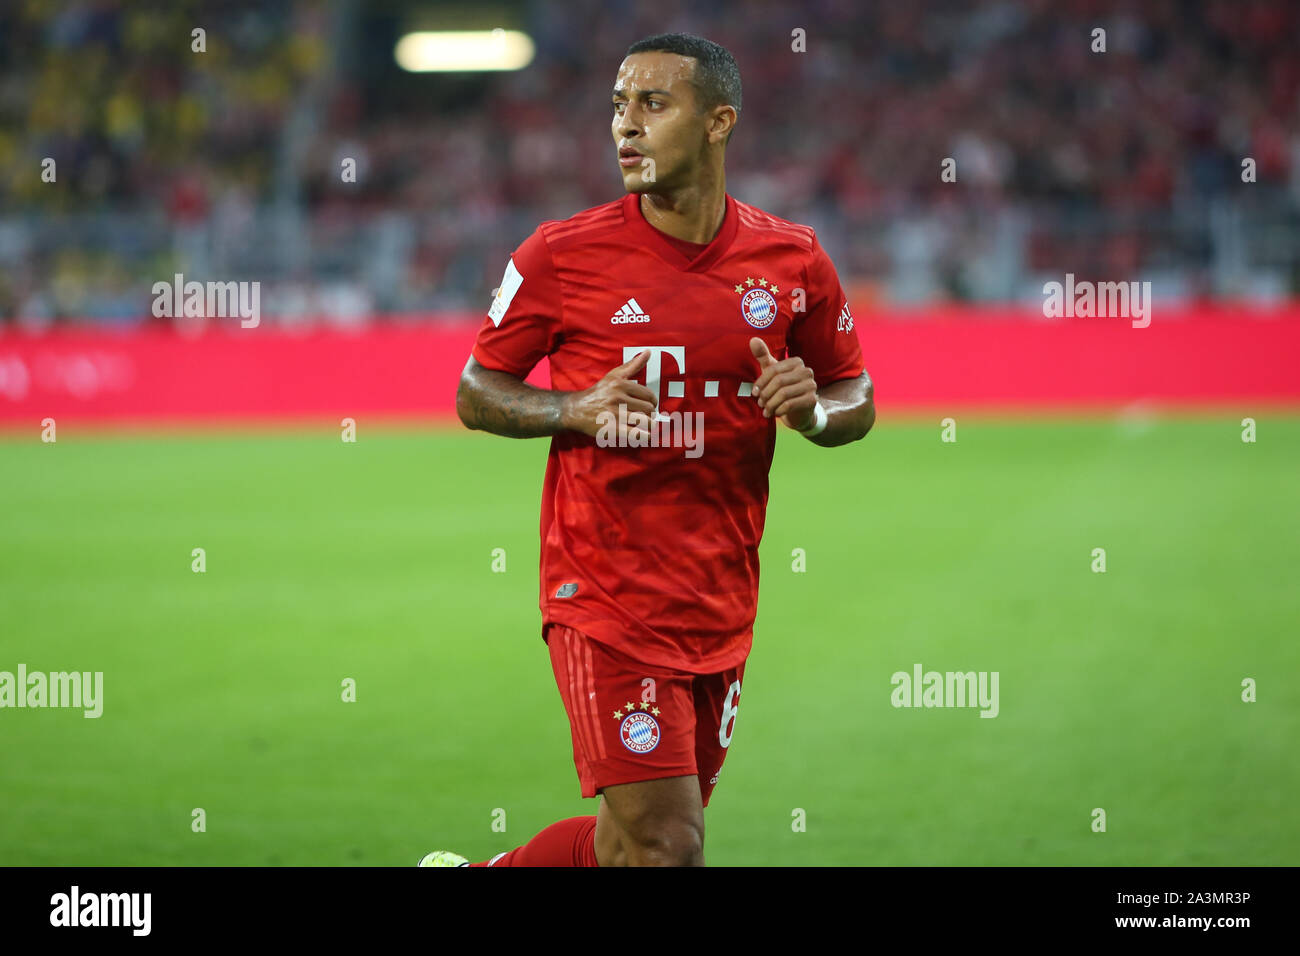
[471,227,562,378]
[787,232,865,389]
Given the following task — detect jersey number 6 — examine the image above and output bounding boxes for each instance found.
[718,679,741,748]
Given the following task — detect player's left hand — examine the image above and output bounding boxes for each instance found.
[750,337,818,430]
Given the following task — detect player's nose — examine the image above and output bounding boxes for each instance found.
[616,110,643,138]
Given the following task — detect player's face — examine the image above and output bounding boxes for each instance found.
[611,52,709,193]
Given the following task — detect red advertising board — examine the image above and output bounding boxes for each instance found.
[1,308,1296,427]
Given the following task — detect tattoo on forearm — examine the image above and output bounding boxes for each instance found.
[461,368,566,438]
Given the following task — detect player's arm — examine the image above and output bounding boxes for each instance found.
[802,369,874,447]
[456,350,658,440]
[456,356,566,438]
[749,339,874,447]
[754,231,875,447]
[462,229,656,440]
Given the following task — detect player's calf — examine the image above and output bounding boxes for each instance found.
[621,822,703,866]
[597,775,706,867]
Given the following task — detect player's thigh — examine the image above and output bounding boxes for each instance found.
[694,658,746,807]
[598,774,704,862]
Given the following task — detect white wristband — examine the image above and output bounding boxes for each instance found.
[796,400,828,436]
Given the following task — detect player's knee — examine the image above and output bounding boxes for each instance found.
[621,821,703,867]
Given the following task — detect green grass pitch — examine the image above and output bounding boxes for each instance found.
[1,415,1296,865]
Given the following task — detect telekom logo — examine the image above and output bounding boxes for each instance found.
[623,345,683,422]
[622,345,751,421]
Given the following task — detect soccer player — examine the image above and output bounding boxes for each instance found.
[421,32,874,868]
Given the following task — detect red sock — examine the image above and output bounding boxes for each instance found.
[469,815,599,867]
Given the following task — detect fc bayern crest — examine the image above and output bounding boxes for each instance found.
[619,712,661,753]
[741,288,778,329]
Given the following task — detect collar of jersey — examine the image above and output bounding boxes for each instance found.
[622,192,739,272]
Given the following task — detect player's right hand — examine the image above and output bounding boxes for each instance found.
[560,348,658,442]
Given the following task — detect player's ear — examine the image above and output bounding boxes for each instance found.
[709,105,736,145]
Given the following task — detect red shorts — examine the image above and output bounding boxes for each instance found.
[545,623,745,808]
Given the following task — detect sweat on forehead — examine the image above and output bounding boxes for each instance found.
[614,55,696,90]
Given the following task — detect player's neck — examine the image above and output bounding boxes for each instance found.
[639,180,727,245]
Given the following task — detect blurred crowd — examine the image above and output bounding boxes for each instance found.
[2,0,1299,326]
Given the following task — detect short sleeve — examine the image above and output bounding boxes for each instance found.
[787,232,864,389]
[471,227,562,378]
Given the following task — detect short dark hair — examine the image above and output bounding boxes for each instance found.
[625,33,741,142]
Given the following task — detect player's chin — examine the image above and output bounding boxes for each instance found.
[620,172,660,194]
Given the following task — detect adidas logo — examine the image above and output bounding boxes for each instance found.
[610,298,651,324]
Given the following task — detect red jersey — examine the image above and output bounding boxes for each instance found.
[471,192,864,672]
